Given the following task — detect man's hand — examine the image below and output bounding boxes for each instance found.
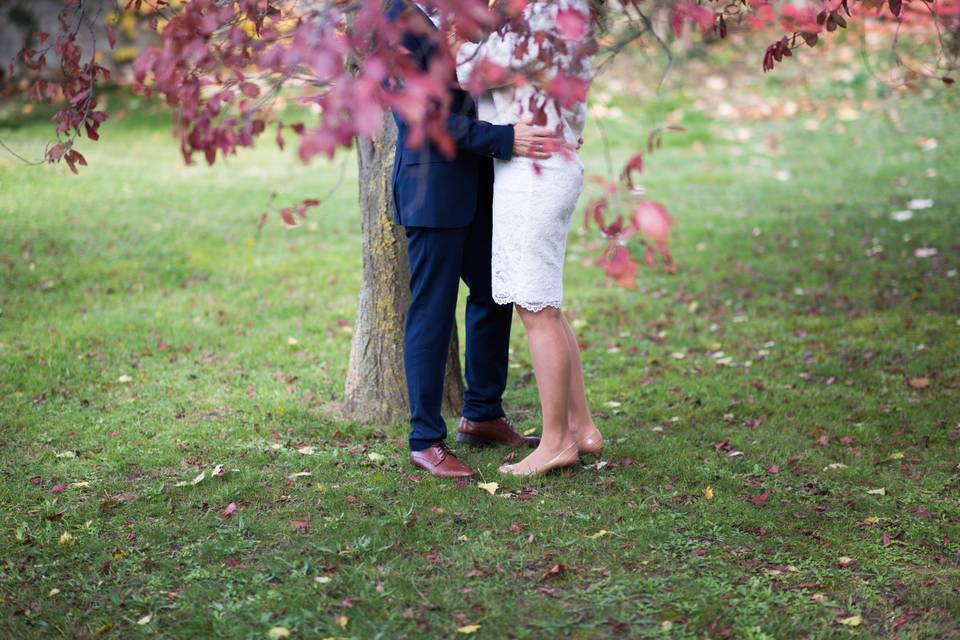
[512,120,564,160]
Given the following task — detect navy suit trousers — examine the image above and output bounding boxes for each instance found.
[403,165,513,451]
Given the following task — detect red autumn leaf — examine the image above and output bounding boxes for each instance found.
[631,200,674,247]
[290,518,310,533]
[765,464,779,474]
[881,532,891,547]
[556,8,589,40]
[583,197,608,232]
[221,502,238,517]
[51,483,69,493]
[600,245,638,289]
[541,563,566,581]
[619,154,643,190]
[748,489,771,506]
[107,26,116,50]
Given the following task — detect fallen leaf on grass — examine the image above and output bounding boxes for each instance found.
[457,624,481,634]
[99,497,123,511]
[267,627,290,639]
[866,488,886,496]
[296,446,316,455]
[368,452,385,462]
[51,483,69,493]
[586,530,610,539]
[48,588,60,597]
[59,532,74,546]
[117,375,133,384]
[823,463,847,471]
[289,518,309,534]
[748,490,770,506]
[191,471,206,485]
[703,486,714,500]
[287,471,312,479]
[477,482,499,495]
[541,564,566,580]
[136,614,152,625]
[907,377,930,389]
[221,502,237,517]
[837,614,862,627]
[55,450,76,458]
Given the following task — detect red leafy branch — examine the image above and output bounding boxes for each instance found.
[583,136,677,289]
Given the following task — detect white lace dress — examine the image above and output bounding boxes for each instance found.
[456,0,591,312]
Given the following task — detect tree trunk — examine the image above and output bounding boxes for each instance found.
[343,113,464,423]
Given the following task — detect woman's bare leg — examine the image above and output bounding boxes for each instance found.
[503,306,579,472]
[559,316,601,446]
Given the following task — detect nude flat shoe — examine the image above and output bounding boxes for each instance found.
[498,441,580,477]
[575,428,604,462]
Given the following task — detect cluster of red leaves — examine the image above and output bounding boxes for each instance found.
[13,0,112,172]
[14,0,943,175]
[582,130,680,289]
[129,0,550,167]
[760,0,960,76]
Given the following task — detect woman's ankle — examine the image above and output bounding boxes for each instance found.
[536,432,577,455]
[569,421,599,437]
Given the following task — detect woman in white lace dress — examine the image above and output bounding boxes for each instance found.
[455,0,605,476]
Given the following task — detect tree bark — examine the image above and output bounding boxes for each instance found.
[343,113,465,423]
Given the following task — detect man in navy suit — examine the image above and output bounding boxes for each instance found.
[386,0,562,477]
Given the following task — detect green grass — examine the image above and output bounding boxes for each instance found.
[1,65,959,639]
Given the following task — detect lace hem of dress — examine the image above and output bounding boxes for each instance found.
[493,293,563,313]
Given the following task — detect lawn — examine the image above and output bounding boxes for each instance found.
[1,48,959,638]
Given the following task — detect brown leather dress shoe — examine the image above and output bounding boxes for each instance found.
[409,443,476,478]
[456,416,540,448]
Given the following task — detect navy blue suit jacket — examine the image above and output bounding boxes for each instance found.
[386,0,515,228]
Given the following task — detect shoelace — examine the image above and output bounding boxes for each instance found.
[433,442,454,462]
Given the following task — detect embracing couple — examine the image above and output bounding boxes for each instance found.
[387,0,604,478]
